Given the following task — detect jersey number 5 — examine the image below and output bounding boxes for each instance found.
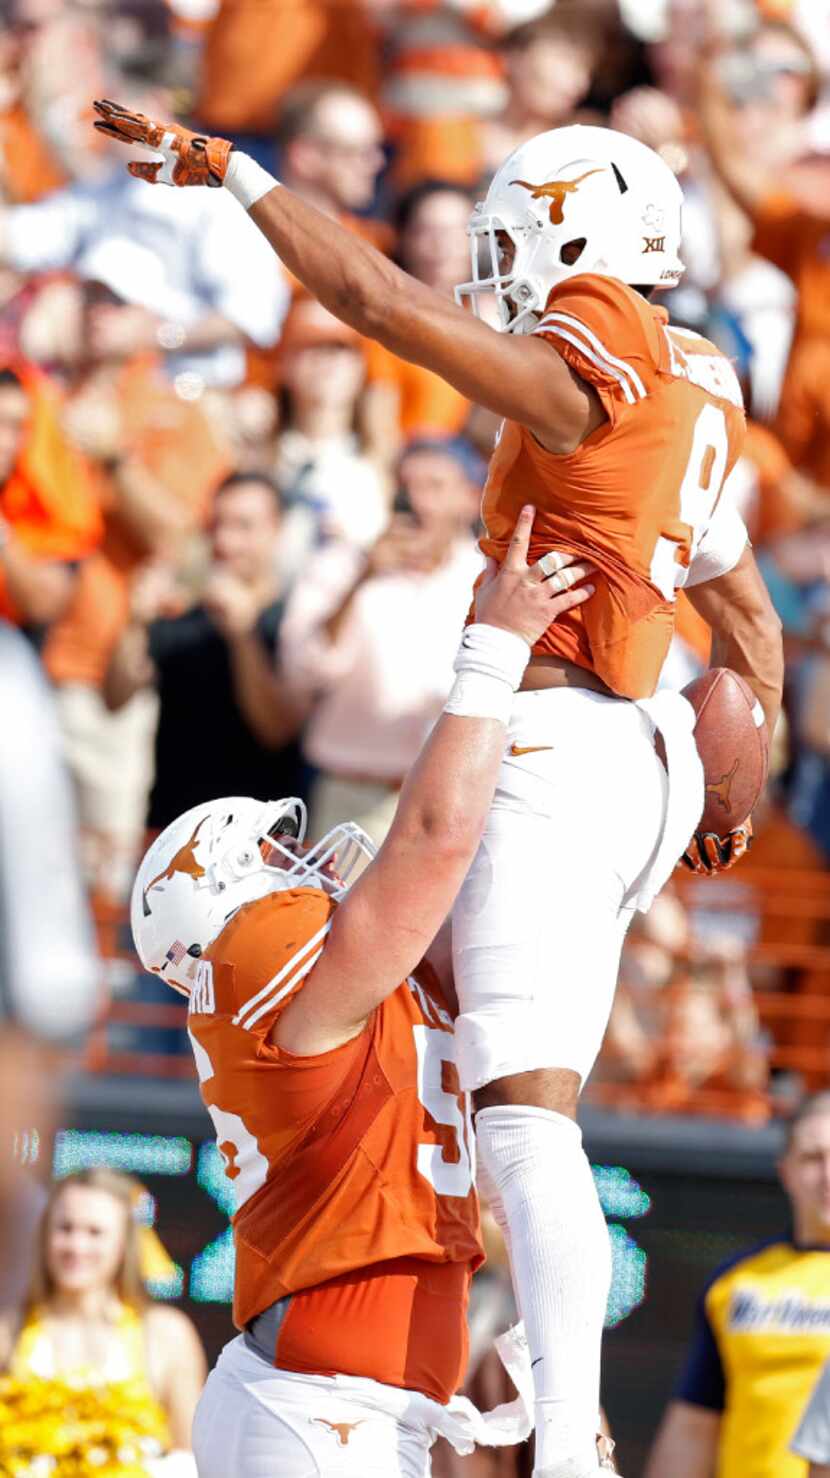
[413,1024,474,1198]
[650,403,729,601]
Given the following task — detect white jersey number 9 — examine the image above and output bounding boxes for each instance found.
[650,403,729,601]
[413,1023,474,1199]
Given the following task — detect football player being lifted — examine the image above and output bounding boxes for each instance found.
[131,516,596,1478]
[103,101,784,1478]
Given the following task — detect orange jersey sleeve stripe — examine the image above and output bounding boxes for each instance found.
[536,310,647,403]
[233,920,332,1030]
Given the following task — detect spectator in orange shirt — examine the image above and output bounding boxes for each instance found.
[364,179,474,459]
[194,0,381,147]
[0,21,65,205]
[701,22,830,488]
[0,364,100,634]
[39,269,229,902]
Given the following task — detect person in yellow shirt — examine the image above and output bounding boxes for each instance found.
[645,1093,830,1478]
[0,1167,207,1473]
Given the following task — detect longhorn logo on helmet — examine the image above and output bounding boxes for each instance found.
[510,169,604,225]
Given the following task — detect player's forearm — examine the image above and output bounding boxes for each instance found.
[708,619,782,739]
[391,712,508,863]
[687,548,783,737]
[385,620,531,872]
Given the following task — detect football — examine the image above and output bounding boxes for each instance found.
[682,668,769,834]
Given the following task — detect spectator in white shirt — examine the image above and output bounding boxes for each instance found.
[0,84,288,390]
[281,435,484,854]
[274,297,388,580]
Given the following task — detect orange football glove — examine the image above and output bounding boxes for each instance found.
[680,818,753,876]
[93,99,232,187]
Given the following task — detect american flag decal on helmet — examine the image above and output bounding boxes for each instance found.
[165,941,187,966]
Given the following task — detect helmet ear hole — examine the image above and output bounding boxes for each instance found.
[560,237,587,266]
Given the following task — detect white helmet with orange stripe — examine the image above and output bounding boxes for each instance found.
[455,124,684,334]
[130,796,375,996]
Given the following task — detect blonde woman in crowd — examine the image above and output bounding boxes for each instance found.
[0,1168,206,1474]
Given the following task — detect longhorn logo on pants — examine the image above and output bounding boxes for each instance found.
[312,1420,365,1446]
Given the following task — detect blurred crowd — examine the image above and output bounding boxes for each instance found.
[1,0,830,1117]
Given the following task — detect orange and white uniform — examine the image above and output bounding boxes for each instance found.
[188,888,510,1478]
[452,274,746,1095]
[478,273,747,700]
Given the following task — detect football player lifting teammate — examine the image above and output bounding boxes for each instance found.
[132,516,596,1478]
[104,100,784,1478]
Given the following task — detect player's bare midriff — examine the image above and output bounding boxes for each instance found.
[520,654,614,698]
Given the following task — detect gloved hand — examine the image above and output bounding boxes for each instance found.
[680,818,753,875]
[93,99,233,187]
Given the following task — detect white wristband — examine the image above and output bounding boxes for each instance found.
[224,151,280,211]
[443,623,530,724]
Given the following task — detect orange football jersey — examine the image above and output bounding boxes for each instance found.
[188,888,482,1404]
[478,274,746,700]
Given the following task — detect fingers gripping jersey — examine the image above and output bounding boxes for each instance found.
[479,275,746,699]
[188,889,482,1403]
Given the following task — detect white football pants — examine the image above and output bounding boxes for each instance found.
[452,685,682,1091]
[451,685,702,1477]
[193,1338,433,1478]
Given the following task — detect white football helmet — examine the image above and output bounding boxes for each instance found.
[130,795,376,996]
[455,124,684,334]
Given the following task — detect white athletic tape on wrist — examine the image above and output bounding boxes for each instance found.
[443,623,530,724]
[224,151,280,210]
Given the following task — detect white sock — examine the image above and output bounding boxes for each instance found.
[477,1157,522,1318]
[476,1105,611,1477]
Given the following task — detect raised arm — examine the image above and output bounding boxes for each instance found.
[242,185,598,451]
[276,516,595,1054]
[91,102,599,453]
[698,63,775,220]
